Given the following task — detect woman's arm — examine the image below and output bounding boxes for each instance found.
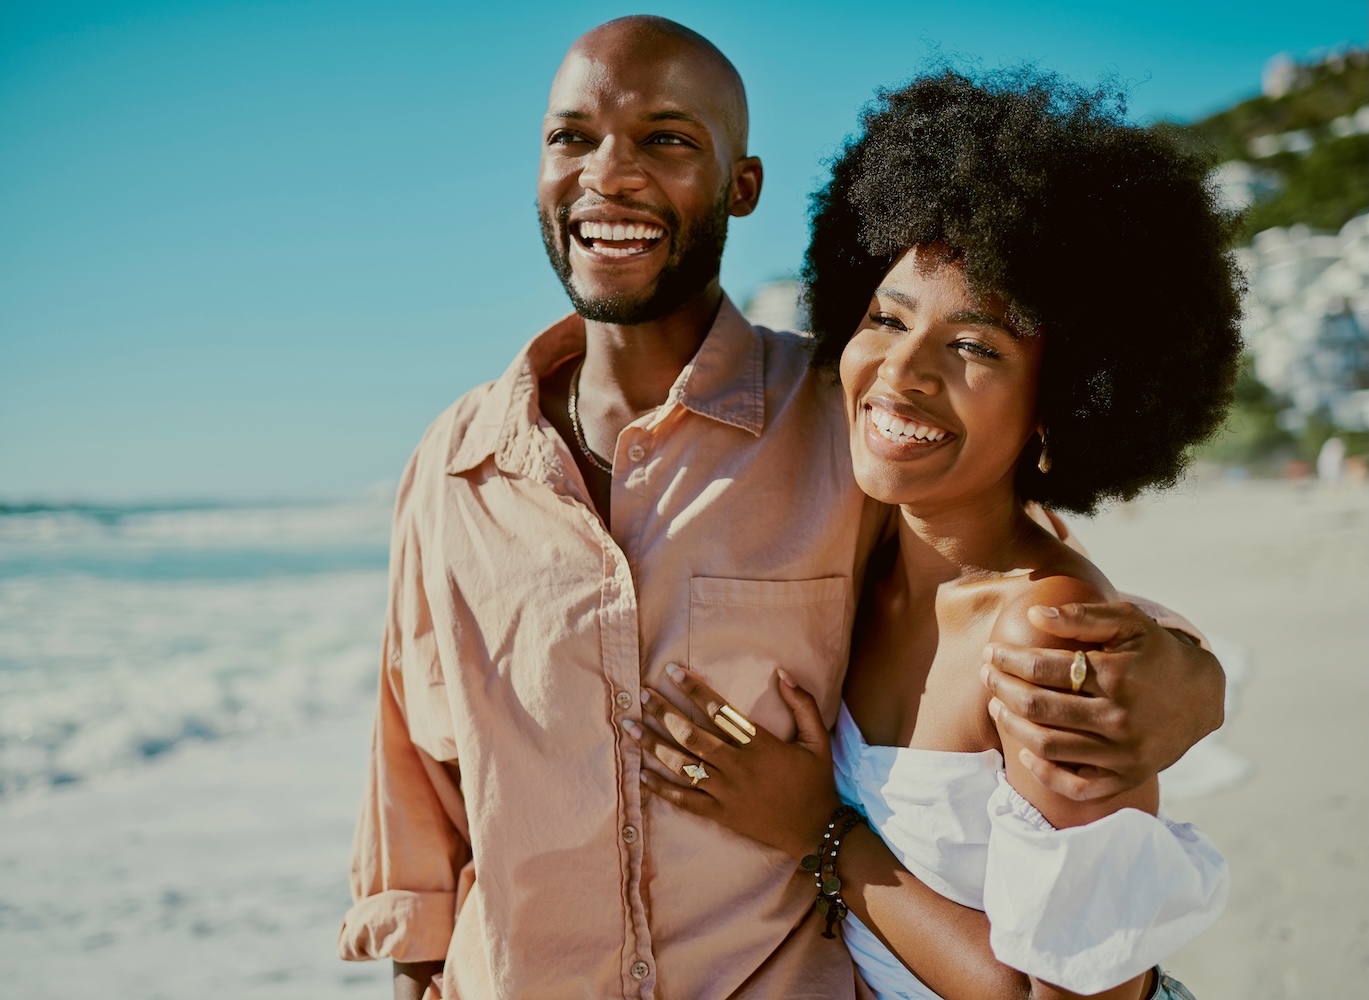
[632,667,1152,1000]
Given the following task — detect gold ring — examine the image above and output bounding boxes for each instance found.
[712,704,756,745]
[1070,650,1088,693]
[682,763,709,786]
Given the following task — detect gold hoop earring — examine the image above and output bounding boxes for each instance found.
[1036,431,1051,474]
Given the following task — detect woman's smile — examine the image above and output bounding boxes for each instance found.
[840,245,1042,508]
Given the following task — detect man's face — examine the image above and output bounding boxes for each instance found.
[537,36,755,324]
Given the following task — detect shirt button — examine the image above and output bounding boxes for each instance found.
[621,825,638,844]
[615,690,633,710]
[627,444,646,462]
[631,961,650,980]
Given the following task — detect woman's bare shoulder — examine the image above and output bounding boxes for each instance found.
[992,540,1116,651]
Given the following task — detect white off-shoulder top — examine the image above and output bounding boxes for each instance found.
[831,702,1228,999]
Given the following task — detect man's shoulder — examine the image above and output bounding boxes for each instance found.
[749,323,843,415]
[403,380,501,480]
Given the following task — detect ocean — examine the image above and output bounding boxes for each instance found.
[0,498,393,800]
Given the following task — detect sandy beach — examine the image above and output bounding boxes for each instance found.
[0,477,1364,999]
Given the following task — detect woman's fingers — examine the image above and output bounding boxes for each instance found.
[622,718,714,788]
[639,767,720,818]
[640,687,731,762]
[776,669,829,753]
[664,662,732,718]
[662,663,768,749]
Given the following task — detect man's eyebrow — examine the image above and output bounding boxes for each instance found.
[643,109,707,128]
[546,110,589,121]
[875,288,1017,337]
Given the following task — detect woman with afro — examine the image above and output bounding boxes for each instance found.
[644,68,1241,999]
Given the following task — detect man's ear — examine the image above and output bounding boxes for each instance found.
[729,156,763,218]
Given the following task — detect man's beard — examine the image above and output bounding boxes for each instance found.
[540,186,730,325]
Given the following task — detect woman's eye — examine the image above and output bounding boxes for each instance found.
[868,311,906,331]
[953,339,1000,360]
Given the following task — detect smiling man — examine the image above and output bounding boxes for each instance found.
[338,17,1227,1000]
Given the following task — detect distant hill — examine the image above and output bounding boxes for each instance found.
[1159,47,1368,239]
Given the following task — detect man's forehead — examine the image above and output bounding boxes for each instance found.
[545,37,746,149]
[548,49,716,112]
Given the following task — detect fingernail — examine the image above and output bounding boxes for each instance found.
[640,690,651,705]
[979,664,991,685]
[777,668,796,688]
[982,644,996,664]
[665,663,684,682]
[640,771,649,784]
[1017,747,1034,766]
[1035,605,1060,618]
[988,698,1002,720]
[621,719,642,738]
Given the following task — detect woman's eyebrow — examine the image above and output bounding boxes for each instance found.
[875,288,1017,338]
[947,309,1018,337]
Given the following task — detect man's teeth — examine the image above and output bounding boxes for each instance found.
[869,408,948,443]
[577,221,666,242]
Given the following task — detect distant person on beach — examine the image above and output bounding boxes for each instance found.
[338,17,1231,1000]
[632,69,1240,1000]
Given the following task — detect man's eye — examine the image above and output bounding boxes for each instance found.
[548,130,590,146]
[647,133,689,145]
[869,311,906,331]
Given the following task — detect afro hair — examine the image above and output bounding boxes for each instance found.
[803,67,1245,514]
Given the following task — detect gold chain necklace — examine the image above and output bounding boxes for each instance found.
[567,357,614,475]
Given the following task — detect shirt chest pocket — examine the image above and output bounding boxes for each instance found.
[687,576,850,743]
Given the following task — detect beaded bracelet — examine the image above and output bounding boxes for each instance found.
[801,804,867,938]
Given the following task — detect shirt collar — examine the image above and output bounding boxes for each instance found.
[447,295,765,478]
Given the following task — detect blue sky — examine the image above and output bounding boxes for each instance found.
[2,1,1365,500]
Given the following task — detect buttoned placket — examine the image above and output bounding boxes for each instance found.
[605,413,659,998]
[512,407,659,998]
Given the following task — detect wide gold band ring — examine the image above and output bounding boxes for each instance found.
[712,704,756,745]
[682,763,709,787]
[1070,650,1088,693]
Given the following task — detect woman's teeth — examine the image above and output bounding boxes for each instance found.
[869,407,948,443]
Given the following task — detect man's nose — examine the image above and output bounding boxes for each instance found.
[578,136,648,197]
[879,329,943,395]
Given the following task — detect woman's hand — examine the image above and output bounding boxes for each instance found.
[627,664,843,861]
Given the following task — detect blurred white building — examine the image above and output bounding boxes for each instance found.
[1237,214,1369,430]
[742,278,807,333]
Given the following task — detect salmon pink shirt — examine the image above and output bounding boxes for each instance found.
[339,298,888,999]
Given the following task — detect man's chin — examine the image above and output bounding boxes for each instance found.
[569,287,670,325]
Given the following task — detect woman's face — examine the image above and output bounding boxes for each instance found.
[840,246,1044,509]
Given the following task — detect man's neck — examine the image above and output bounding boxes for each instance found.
[579,282,723,415]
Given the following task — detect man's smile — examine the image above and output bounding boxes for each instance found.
[571,219,668,260]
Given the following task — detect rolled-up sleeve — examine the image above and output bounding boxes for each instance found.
[339,453,471,963]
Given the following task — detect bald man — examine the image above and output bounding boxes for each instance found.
[339,17,1226,1000]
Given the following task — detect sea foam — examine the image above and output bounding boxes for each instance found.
[0,500,392,798]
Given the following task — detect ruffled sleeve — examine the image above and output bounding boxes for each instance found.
[982,774,1228,994]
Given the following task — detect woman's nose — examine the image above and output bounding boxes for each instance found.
[578,136,648,197]
[879,330,942,395]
